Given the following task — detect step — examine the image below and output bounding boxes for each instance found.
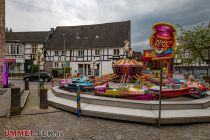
[48,89,210,124]
[51,86,210,110]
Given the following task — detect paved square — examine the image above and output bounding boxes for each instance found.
[0,79,210,140]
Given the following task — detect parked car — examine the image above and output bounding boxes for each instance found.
[23,72,53,82]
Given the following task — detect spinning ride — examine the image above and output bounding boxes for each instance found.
[95,58,145,97]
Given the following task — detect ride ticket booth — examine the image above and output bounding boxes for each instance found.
[141,50,173,79]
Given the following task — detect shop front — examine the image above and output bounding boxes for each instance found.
[7,59,25,76]
[78,63,100,76]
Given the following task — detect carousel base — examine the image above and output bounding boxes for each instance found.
[48,86,210,124]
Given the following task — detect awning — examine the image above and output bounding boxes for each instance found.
[5,59,16,63]
[0,59,16,63]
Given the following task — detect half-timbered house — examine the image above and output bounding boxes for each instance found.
[5,31,50,75]
[45,21,131,76]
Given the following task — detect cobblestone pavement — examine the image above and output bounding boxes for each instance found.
[0,80,210,140]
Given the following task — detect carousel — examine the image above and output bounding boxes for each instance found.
[112,58,143,83]
[94,41,152,98]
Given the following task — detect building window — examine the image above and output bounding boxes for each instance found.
[16,45,20,54]
[32,44,38,54]
[9,64,15,70]
[55,51,59,56]
[62,51,65,55]
[84,36,88,40]
[78,50,83,57]
[61,62,64,67]
[76,32,80,39]
[10,45,16,54]
[114,49,120,55]
[54,62,58,68]
[197,69,208,75]
[95,50,100,56]
[70,50,73,56]
[78,64,83,74]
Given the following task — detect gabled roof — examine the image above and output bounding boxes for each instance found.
[46,20,131,50]
[5,31,49,43]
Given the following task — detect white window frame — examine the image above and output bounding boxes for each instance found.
[10,44,16,54]
[54,62,59,68]
[32,44,38,54]
[62,51,65,55]
[114,49,120,55]
[55,51,59,56]
[16,45,20,55]
[78,50,83,57]
[95,49,100,56]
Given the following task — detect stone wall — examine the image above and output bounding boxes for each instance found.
[0,0,5,78]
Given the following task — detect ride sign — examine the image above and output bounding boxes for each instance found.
[150,22,176,60]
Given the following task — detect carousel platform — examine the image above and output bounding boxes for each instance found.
[48,86,210,124]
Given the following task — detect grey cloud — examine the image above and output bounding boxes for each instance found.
[6,0,210,52]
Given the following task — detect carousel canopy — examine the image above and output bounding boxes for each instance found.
[113,59,143,67]
[112,59,143,75]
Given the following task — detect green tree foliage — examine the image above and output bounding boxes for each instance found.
[64,67,71,73]
[51,69,58,77]
[176,23,210,64]
[31,64,39,73]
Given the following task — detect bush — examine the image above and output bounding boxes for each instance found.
[51,69,58,77]
[31,64,39,73]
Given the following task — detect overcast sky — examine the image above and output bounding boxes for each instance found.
[5,0,210,51]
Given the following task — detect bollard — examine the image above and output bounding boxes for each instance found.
[40,79,44,89]
[76,85,81,117]
[10,87,21,115]
[40,88,48,109]
[25,79,29,90]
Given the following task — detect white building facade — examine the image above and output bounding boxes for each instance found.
[46,48,125,76]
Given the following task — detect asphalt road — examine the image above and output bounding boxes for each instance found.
[0,79,210,140]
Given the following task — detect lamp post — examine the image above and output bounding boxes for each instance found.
[36,48,41,94]
[63,33,66,82]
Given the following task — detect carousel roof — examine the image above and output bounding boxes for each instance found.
[113,59,143,66]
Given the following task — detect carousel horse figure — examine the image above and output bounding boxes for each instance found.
[123,40,133,58]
